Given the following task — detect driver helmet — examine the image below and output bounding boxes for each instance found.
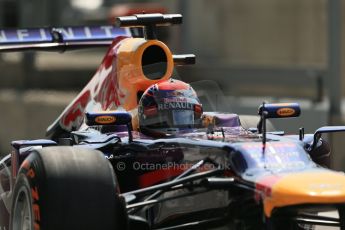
[138,79,203,135]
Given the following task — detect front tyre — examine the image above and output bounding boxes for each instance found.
[11,175,33,230]
[10,146,128,230]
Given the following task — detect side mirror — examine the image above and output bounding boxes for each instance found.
[85,111,132,126]
[310,126,345,150]
[85,111,133,141]
[258,103,301,119]
[257,102,301,134]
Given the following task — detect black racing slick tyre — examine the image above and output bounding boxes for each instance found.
[10,146,128,230]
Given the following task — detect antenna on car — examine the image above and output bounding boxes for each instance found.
[115,13,182,40]
[260,102,268,157]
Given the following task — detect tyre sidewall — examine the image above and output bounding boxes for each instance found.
[10,152,44,230]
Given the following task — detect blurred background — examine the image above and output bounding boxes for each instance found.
[1,0,345,169]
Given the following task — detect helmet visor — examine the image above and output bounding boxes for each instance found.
[172,110,194,126]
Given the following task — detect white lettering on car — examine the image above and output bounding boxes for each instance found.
[57,27,74,39]
[158,102,193,110]
[84,27,92,38]
[0,31,7,42]
[17,29,29,41]
[100,26,114,37]
[0,26,125,44]
[39,29,48,40]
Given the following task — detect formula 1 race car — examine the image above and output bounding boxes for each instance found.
[2,13,345,230]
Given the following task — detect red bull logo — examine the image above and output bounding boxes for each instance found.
[165,90,185,97]
[60,37,125,131]
[163,97,187,103]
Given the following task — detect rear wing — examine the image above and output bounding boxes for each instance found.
[0,26,131,52]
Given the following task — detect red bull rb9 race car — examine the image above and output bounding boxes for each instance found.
[1,13,345,230]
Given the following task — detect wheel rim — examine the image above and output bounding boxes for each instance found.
[12,187,33,230]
